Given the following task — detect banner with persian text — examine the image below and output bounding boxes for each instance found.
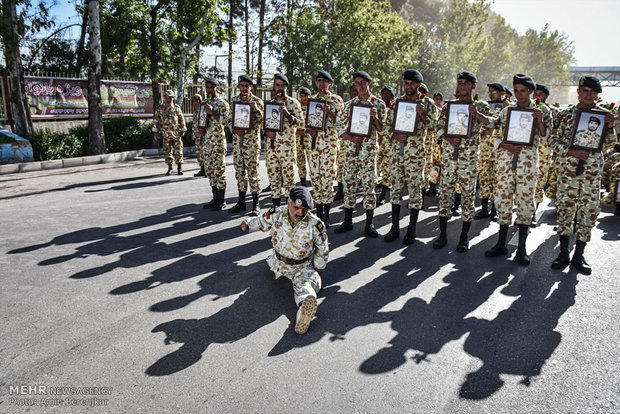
[24,77,154,117]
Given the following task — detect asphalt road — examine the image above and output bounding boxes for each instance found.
[1,154,618,413]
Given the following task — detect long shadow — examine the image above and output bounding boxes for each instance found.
[597,214,620,241]
[84,176,196,192]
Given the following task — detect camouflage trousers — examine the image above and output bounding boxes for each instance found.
[477,135,496,200]
[439,142,478,221]
[336,137,345,183]
[266,254,322,306]
[194,137,204,167]
[342,139,377,210]
[389,140,425,209]
[266,142,296,200]
[308,142,338,204]
[422,132,434,189]
[163,137,184,165]
[377,137,392,187]
[201,139,227,190]
[535,140,553,204]
[545,162,558,199]
[232,135,261,194]
[494,151,537,226]
[296,133,310,179]
[556,160,601,243]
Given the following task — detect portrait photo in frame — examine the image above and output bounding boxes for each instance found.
[264,101,283,132]
[445,101,471,138]
[488,100,504,116]
[305,99,327,130]
[198,104,209,128]
[569,108,608,152]
[347,103,373,138]
[233,102,252,130]
[392,100,420,135]
[503,107,536,146]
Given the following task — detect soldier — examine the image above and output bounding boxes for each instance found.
[200,77,230,211]
[550,76,616,274]
[191,94,206,177]
[474,82,504,220]
[334,83,359,201]
[306,70,344,227]
[240,186,328,334]
[153,89,186,176]
[433,71,494,251]
[485,74,551,266]
[297,87,312,187]
[376,85,395,205]
[228,75,264,216]
[264,74,304,207]
[334,71,387,237]
[384,69,438,244]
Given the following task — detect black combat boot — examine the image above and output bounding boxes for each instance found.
[323,204,332,228]
[485,224,509,257]
[250,193,260,216]
[177,163,183,175]
[334,208,353,233]
[334,182,344,200]
[514,224,530,265]
[456,221,472,252]
[402,208,420,245]
[615,204,620,216]
[570,240,591,275]
[364,209,378,238]
[228,191,247,213]
[194,166,205,177]
[262,184,271,193]
[211,188,226,210]
[489,200,497,222]
[165,164,173,176]
[451,193,461,216]
[551,235,570,270]
[272,197,281,208]
[432,216,449,249]
[474,198,490,219]
[428,183,437,197]
[376,185,388,206]
[316,204,324,222]
[203,186,218,209]
[384,204,401,242]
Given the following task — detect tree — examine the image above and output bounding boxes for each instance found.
[87,0,105,155]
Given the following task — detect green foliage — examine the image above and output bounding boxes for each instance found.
[28,129,87,161]
[101,116,153,153]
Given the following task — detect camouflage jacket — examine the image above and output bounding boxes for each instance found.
[153,103,187,140]
[201,96,230,144]
[192,108,201,141]
[229,92,264,142]
[436,99,494,149]
[269,95,304,148]
[338,95,387,145]
[247,206,329,271]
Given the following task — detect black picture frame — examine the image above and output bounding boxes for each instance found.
[264,101,283,132]
[346,102,373,138]
[233,102,252,130]
[198,104,209,128]
[503,107,536,146]
[305,99,327,130]
[488,100,504,116]
[392,99,420,135]
[445,101,471,138]
[569,108,608,152]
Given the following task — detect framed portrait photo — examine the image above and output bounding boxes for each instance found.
[503,107,536,146]
[264,101,283,132]
[445,101,471,138]
[488,100,504,116]
[198,104,209,128]
[233,102,252,130]
[569,109,608,152]
[305,99,327,130]
[347,103,373,138]
[392,100,420,135]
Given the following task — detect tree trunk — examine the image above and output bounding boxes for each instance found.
[87,0,105,155]
[1,0,33,137]
[244,0,250,74]
[176,7,211,107]
[149,1,163,148]
[75,0,88,76]
[257,0,265,86]
[227,0,234,101]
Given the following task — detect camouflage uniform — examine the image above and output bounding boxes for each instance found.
[339,95,387,210]
[192,108,204,167]
[377,115,392,187]
[246,206,328,306]
[153,103,186,165]
[550,104,616,242]
[477,102,502,202]
[265,96,304,200]
[297,103,311,181]
[308,91,344,204]
[229,93,264,194]
[494,102,551,226]
[201,95,230,190]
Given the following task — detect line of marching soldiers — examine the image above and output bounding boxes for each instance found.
[153,69,619,276]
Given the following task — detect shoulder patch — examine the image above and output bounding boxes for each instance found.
[263,207,275,218]
[315,221,326,234]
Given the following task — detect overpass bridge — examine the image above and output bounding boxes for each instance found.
[568,66,620,87]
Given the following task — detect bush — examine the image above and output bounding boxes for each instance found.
[103,117,153,153]
[28,130,87,161]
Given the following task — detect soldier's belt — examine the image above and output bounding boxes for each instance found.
[275,251,311,265]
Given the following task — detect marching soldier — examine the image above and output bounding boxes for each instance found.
[306,70,344,227]
[297,87,312,187]
[153,89,186,176]
[335,83,359,201]
[550,76,616,274]
[228,75,264,216]
[191,94,206,177]
[485,74,551,266]
[376,85,395,205]
[241,186,328,334]
[334,71,387,237]
[433,71,494,251]
[264,74,304,207]
[200,77,230,211]
[384,69,438,244]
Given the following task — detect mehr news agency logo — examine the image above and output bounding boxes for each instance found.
[6,384,112,407]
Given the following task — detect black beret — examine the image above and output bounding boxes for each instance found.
[289,186,314,209]
[381,85,395,97]
[535,83,550,95]
[588,116,601,124]
[457,71,477,83]
[579,76,602,93]
[503,85,513,96]
[352,71,372,82]
[487,82,504,92]
[299,87,311,95]
[204,77,219,86]
[274,73,289,85]
[238,74,253,85]
[316,70,333,82]
[418,83,429,94]
[403,69,424,82]
[513,74,536,91]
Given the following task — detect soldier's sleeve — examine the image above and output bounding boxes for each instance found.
[386,107,394,135]
[436,104,447,138]
[494,108,506,149]
[603,122,617,152]
[219,100,230,120]
[177,106,187,132]
[291,99,304,128]
[378,100,387,126]
[152,108,161,132]
[247,206,277,233]
[312,220,329,270]
[539,105,552,141]
[225,99,234,127]
[422,98,438,128]
[549,110,569,156]
[338,100,352,136]
[253,98,264,130]
[478,101,495,130]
